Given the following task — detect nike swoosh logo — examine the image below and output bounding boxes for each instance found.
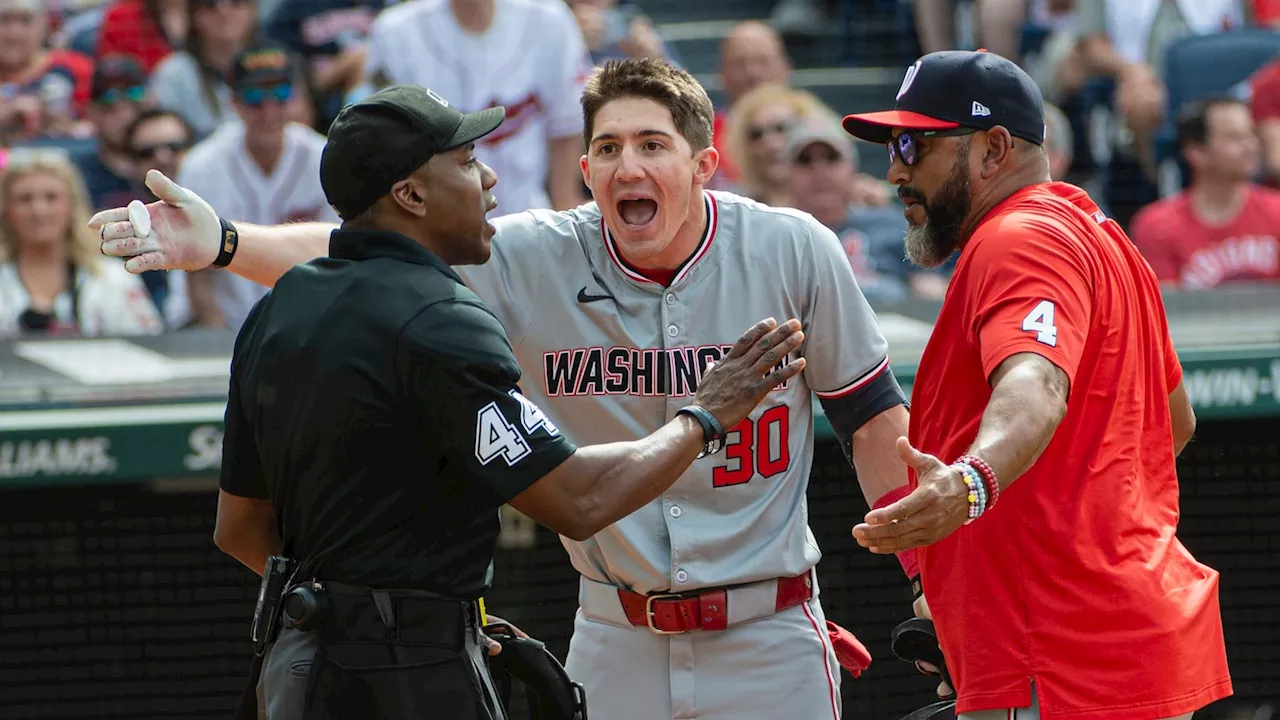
[578,287,613,303]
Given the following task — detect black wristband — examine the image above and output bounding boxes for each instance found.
[676,405,726,458]
[211,217,240,269]
[910,575,923,601]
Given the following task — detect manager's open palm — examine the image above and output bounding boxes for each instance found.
[89,170,223,274]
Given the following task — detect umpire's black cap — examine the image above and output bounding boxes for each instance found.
[320,85,506,220]
[842,49,1045,146]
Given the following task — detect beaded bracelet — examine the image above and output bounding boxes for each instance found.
[956,465,981,522]
[957,455,1000,509]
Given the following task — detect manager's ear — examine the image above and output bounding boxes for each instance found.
[979,126,1015,178]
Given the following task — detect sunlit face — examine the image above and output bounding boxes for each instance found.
[581,97,716,266]
[745,102,797,188]
[130,115,191,182]
[787,140,853,214]
[234,82,291,139]
[418,142,499,266]
[4,170,73,252]
[1199,103,1262,182]
[889,129,973,269]
[0,10,42,69]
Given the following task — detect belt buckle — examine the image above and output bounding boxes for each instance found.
[644,592,686,635]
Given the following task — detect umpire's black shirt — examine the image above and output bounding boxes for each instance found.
[219,228,576,597]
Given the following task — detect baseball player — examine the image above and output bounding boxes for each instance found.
[93,58,914,719]
[363,0,594,213]
[178,44,338,332]
[843,51,1232,719]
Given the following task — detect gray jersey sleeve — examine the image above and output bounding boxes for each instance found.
[452,212,551,352]
[800,215,906,452]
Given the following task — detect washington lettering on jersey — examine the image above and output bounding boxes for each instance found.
[543,345,796,398]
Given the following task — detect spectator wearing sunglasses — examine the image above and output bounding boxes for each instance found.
[723,83,828,206]
[783,115,950,303]
[73,54,149,211]
[150,0,259,141]
[175,44,337,331]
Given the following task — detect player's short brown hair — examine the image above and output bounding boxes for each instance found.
[581,58,716,152]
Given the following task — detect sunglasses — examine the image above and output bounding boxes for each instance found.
[748,122,791,142]
[888,127,979,167]
[95,85,146,105]
[133,141,187,159]
[795,147,842,166]
[239,83,293,106]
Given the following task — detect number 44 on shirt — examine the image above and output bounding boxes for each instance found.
[1022,300,1058,347]
[475,390,561,467]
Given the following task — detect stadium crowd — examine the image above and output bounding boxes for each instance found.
[0,0,1277,339]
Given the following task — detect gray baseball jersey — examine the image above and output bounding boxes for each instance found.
[456,190,898,595]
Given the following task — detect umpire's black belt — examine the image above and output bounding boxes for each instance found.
[290,580,483,648]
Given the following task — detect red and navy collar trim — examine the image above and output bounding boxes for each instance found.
[601,191,719,287]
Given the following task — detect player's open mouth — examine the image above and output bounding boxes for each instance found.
[617,197,658,229]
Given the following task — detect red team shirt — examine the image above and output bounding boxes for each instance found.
[1129,185,1280,289]
[910,183,1232,720]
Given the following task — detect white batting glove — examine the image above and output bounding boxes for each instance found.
[88,169,223,274]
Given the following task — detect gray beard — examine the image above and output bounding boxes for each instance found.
[904,223,953,269]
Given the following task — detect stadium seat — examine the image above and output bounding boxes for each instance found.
[1155,28,1280,196]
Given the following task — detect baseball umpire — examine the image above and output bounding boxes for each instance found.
[844,50,1233,719]
[92,59,903,719]
[198,85,806,720]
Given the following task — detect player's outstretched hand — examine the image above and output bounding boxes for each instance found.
[851,437,969,553]
[88,169,223,273]
[692,317,806,431]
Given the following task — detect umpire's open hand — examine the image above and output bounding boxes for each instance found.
[89,169,223,273]
[852,438,969,553]
[692,317,806,431]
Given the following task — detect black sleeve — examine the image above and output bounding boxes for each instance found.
[396,298,577,503]
[219,298,270,499]
[818,366,908,465]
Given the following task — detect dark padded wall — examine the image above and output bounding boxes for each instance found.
[0,419,1273,719]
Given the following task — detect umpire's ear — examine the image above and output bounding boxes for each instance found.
[390,164,432,218]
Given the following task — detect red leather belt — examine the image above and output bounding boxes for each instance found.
[617,573,814,634]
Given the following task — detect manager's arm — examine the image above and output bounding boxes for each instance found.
[962,352,1069,491]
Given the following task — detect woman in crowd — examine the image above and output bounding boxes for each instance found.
[725,83,892,208]
[0,148,162,338]
[148,0,257,140]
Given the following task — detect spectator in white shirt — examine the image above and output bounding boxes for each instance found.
[0,147,162,338]
[364,0,593,213]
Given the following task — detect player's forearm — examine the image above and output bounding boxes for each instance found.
[965,355,1069,491]
[561,415,705,540]
[851,404,912,506]
[226,221,335,287]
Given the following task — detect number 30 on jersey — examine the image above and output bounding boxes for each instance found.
[474,391,560,466]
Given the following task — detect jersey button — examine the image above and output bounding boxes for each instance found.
[667,324,678,338]
[669,505,682,518]
[665,293,676,305]
[675,570,688,584]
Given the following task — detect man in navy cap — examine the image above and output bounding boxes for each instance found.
[844,50,1232,720]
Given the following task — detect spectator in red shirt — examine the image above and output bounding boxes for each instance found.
[843,50,1231,720]
[0,0,94,143]
[1248,58,1280,185]
[96,0,189,74]
[1130,98,1280,289]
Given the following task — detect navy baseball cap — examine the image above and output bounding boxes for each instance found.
[320,85,506,220]
[842,50,1046,146]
